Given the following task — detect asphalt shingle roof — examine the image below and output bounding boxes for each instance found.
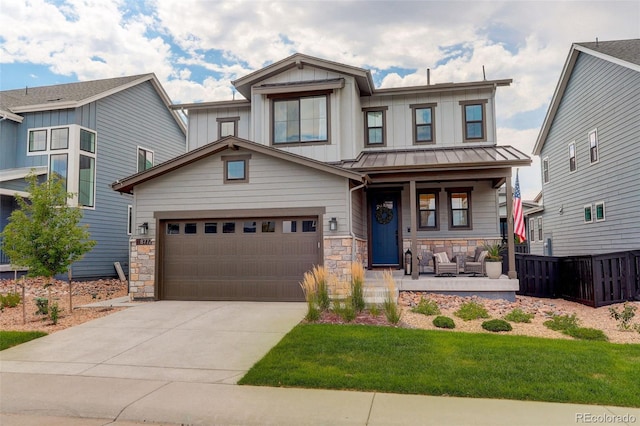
[576,39,640,66]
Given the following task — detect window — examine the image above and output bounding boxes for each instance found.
[595,201,605,221]
[51,128,69,150]
[584,205,593,223]
[184,223,197,234]
[363,108,387,146]
[542,157,550,184]
[537,217,543,241]
[127,205,133,235]
[80,129,96,153]
[460,101,487,142]
[262,221,276,232]
[167,223,180,234]
[411,104,436,144]
[569,142,576,172]
[529,218,535,241]
[29,129,47,152]
[222,154,250,183]
[138,147,154,172]
[283,220,297,233]
[417,190,439,230]
[302,220,317,232]
[589,129,599,163]
[218,117,239,139]
[204,223,218,234]
[273,95,327,144]
[49,153,68,189]
[243,221,257,233]
[223,222,235,233]
[447,189,472,229]
[78,155,95,207]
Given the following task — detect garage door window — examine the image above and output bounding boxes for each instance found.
[283,220,297,233]
[262,221,276,232]
[223,222,235,233]
[302,220,317,232]
[204,223,218,233]
[167,223,180,234]
[185,223,197,234]
[243,221,257,233]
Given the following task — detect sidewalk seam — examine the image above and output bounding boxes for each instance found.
[112,380,172,423]
[366,392,376,425]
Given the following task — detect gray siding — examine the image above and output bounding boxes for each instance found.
[0,120,19,169]
[351,186,366,239]
[134,147,349,238]
[539,53,640,255]
[73,81,186,278]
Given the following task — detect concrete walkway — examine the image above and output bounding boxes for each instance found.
[1,300,639,425]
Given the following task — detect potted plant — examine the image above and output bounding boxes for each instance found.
[483,240,504,279]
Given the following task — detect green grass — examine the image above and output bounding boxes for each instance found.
[0,330,47,351]
[239,324,640,407]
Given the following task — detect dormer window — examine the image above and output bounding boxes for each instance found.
[272,94,328,144]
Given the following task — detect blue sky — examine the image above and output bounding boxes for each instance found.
[1,0,638,198]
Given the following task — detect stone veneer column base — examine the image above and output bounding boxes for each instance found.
[129,238,156,299]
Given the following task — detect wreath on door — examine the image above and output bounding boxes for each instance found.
[376,205,394,225]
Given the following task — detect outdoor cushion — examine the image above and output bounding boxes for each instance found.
[434,252,450,264]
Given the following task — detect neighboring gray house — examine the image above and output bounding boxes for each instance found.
[113,53,530,301]
[532,39,640,256]
[0,74,186,278]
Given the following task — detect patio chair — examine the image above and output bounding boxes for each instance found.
[417,251,434,274]
[464,250,488,276]
[434,252,458,276]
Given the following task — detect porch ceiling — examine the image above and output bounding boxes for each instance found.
[340,145,531,172]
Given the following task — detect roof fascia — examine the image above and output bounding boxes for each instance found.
[0,109,24,123]
[575,44,640,72]
[112,137,364,194]
[371,79,512,96]
[171,100,251,111]
[533,45,579,156]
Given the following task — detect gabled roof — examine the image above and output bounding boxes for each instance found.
[533,39,640,155]
[112,136,366,194]
[0,74,186,133]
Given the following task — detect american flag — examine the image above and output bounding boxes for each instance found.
[513,170,526,243]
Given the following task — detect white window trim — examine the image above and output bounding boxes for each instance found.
[583,204,593,223]
[568,142,577,173]
[589,128,599,165]
[542,157,550,184]
[595,201,606,222]
[25,124,97,210]
[137,146,155,172]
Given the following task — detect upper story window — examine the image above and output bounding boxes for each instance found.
[26,125,96,208]
[218,117,239,139]
[460,100,487,142]
[138,147,154,172]
[411,103,436,144]
[363,107,387,146]
[569,142,576,172]
[272,94,328,144]
[589,129,599,163]
[595,201,605,222]
[447,188,472,229]
[417,190,439,230]
[222,154,251,183]
[537,217,543,241]
[529,218,535,241]
[542,157,550,184]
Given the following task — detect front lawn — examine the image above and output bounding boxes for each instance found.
[0,330,47,351]
[239,324,640,407]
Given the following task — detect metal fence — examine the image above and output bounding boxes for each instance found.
[516,250,640,307]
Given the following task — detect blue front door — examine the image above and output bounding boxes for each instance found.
[370,192,400,265]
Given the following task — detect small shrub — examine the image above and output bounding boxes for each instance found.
[433,316,455,329]
[305,305,320,322]
[314,266,331,311]
[382,270,401,324]
[482,319,513,332]
[49,302,61,325]
[543,313,579,332]
[34,297,49,315]
[609,303,637,331]
[504,308,535,323]
[332,299,356,322]
[565,327,608,341]
[350,262,366,313]
[368,304,381,317]
[454,301,489,321]
[0,292,21,308]
[411,298,441,316]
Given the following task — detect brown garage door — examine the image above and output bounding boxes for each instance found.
[160,217,320,301]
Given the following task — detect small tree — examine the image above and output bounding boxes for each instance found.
[1,173,96,315]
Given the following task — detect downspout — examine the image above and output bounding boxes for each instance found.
[349,178,368,265]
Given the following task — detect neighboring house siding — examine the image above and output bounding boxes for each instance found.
[539,52,640,255]
[134,148,349,238]
[72,81,185,278]
[0,121,19,169]
[188,107,251,150]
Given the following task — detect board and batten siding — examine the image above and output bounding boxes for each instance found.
[0,121,19,170]
[187,107,251,150]
[133,148,350,239]
[539,52,640,256]
[72,81,186,278]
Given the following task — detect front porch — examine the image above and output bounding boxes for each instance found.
[363,269,519,304]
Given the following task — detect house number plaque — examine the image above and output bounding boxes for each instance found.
[136,239,153,245]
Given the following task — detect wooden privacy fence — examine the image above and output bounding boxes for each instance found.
[516,250,640,307]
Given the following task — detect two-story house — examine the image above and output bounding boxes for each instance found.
[532,39,640,256]
[113,54,530,301]
[1,74,186,279]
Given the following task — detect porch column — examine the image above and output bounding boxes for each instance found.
[410,179,418,280]
[505,172,517,279]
